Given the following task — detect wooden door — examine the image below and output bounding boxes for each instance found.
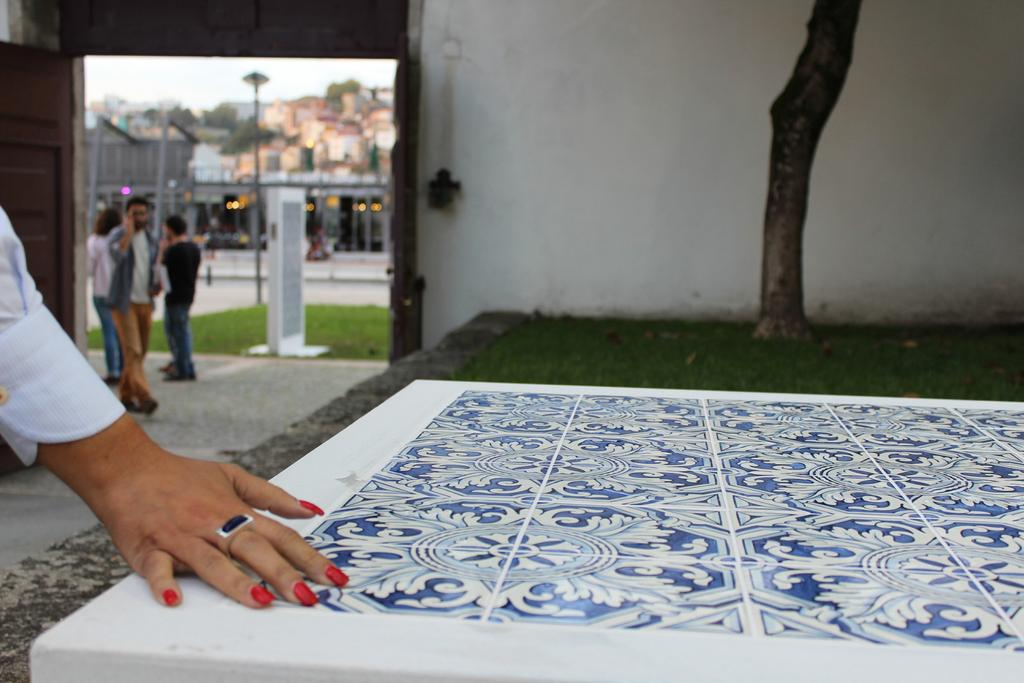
[59,0,407,58]
[0,42,75,474]
[389,33,419,361]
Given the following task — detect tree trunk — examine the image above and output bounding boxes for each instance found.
[754,0,861,340]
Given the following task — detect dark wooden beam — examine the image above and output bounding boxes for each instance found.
[60,0,407,58]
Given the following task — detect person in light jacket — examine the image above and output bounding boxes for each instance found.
[107,197,160,415]
[87,208,123,385]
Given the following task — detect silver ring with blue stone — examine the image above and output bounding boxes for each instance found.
[217,514,254,539]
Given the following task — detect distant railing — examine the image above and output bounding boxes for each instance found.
[192,168,389,186]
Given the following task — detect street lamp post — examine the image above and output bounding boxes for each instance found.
[243,71,269,305]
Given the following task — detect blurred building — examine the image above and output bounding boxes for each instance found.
[85,119,197,217]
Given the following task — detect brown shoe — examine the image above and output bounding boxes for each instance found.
[139,398,159,415]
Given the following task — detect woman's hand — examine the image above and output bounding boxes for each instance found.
[38,415,346,608]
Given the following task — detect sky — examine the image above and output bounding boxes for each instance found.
[85,56,397,110]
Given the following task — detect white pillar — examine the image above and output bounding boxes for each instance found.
[251,187,327,357]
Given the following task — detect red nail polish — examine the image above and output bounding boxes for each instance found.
[325,566,349,588]
[250,585,275,606]
[293,581,318,606]
[298,500,325,516]
[162,589,180,606]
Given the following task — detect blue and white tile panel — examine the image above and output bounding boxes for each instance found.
[305,391,1024,651]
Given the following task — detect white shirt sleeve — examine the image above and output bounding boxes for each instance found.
[0,206,126,465]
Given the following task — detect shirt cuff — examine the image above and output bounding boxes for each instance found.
[0,306,126,465]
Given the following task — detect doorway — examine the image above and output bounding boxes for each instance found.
[0,0,419,473]
[60,0,417,361]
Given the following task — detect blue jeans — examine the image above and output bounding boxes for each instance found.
[163,303,195,378]
[164,304,178,361]
[92,295,122,378]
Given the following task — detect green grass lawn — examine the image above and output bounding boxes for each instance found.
[454,317,1024,401]
[89,305,387,360]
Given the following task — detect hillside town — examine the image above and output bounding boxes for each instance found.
[88,81,396,181]
[84,80,395,252]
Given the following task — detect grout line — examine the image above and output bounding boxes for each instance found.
[825,403,1024,645]
[948,407,1024,466]
[700,399,760,637]
[481,395,583,622]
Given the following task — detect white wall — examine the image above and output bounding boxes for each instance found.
[0,0,10,43]
[191,143,222,173]
[415,0,1024,347]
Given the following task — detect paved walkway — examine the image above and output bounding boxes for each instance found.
[0,351,385,570]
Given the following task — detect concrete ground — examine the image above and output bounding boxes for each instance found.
[0,350,385,571]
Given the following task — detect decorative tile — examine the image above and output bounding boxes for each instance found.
[747,564,1020,649]
[486,558,745,633]
[382,444,557,498]
[541,475,725,509]
[329,475,457,510]
[956,409,1024,456]
[439,391,578,421]
[717,439,864,464]
[544,436,722,506]
[560,434,712,464]
[853,430,996,451]
[734,510,947,569]
[381,462,546,498]
[929,516,1024,558]
[935,548,1024,624]
[427,413,571,437]
[569,395,706,439]
[856,440,1013,470]
[709,400,835,424]
[524,503,731,563]
[832,404,983,440]
[871,461,1024,519]
[397,433,559,462]
[565,419,707,440]
[314,543,495,618]
[426,525,625,560]
[575,395,702,422]
[446,390,579,412]
[301,388,1024,652]
[308,492,532,549]
[712,422,854,448]
[404,391,577,442]
[721,450,913,514]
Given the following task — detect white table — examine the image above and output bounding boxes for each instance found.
[32,380,1024,681]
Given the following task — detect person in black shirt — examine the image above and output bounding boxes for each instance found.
[160,215,201,380]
